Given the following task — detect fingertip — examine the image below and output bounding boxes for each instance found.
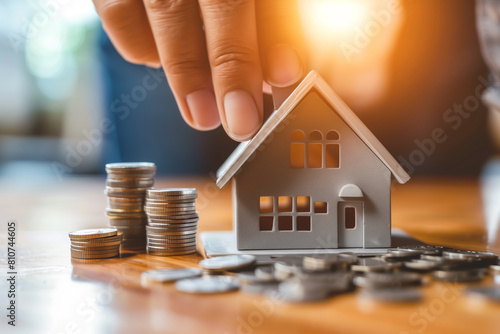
[186,89,221,131]
[266,44,304,87]
[223,90,262,141]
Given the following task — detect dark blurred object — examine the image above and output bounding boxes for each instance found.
[363,0,494,176]
[98,30,238,176]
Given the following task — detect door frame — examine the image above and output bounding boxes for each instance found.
[337,201,364,247]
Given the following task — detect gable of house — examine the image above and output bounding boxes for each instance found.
[216,71,410,189]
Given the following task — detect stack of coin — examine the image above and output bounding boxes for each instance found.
[144,188,198,256]
[69,228,122,262]
[105,162,156,251]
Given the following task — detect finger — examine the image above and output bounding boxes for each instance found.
[200,0,263,141]
[142,0,220,131]
[256,0,306,87]
[93,0,160,66]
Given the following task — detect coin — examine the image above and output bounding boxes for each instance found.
[175,276,239,294]
[141,268,203,284]
[199,255,256,271]
[358,287,422,303]
[353,272,422,289]
[404,259,440,271]
[147,248,196,256]
[71,251,119,259]
[351,258,400,272]
[443,250,499,265]
[431,269,485,282]
[255,266,277,281]
[69,228,117,240]
[107,178,154,188]
[147,213,199,221]
[147,188,197,197]
[303,253,357,271]
[278,278,331,302]
[274,257,304,280]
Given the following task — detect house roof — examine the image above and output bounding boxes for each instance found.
[216,71,411,188]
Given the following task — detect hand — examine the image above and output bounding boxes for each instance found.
[92,0,306,141]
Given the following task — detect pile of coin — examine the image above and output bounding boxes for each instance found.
[69,228,123,262]
[144,188,198,256]
[105,162,156,251]
[140,246,500,303]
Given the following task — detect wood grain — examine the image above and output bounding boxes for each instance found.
[1,176,499,334]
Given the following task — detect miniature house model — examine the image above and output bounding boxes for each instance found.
[216,71,410,250]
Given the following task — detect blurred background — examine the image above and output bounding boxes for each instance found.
[0,0,496,181]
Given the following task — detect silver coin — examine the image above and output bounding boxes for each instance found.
[303,253,357,271]
[443,250,499,264]
[380,249,423,262]
[199,255,256,271]
[465,286,500,303]
[146,244,197,251]
[255,266,277,281]
[273,257,304,280]
[351,258,400,272]
[353,272,422,289]
[147,237,196,243]
[147,188,197,197]
[175,276,239,294]
[278,278,331,302]
[295,271,354,293]
[147,213,199,221]
[432,269,485,282]
[404,259,441,271]
[359,287,422,303]
[147,220,199,227]
[146,196,197,203]
[146,225,198,232]
[107,178,154,188]
[141,268,202,284]
[106,162,156,169]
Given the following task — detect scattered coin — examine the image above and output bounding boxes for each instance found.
[141,268,203,285]
[354,272,422,289]
[175,276,239,294]
[199,255,256,271]
[432,269,485,283]
[359,287,422,303]
[351,258,401,272]
[303,253,357,271]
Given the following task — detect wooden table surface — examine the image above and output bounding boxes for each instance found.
[0,175,499,334]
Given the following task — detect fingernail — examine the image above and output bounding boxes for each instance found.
[224,90,261,140]
[266,44,303,87]
[186,89,220,130]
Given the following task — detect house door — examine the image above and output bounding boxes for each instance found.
[338,201,364,247]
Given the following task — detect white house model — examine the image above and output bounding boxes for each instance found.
[216,71,410,251]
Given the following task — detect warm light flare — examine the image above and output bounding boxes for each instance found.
[306,0,368,34]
